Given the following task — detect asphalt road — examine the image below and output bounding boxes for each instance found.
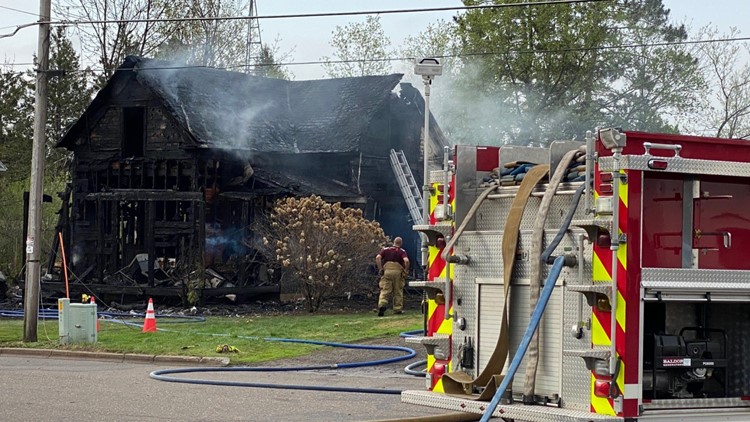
[0,355,452,422]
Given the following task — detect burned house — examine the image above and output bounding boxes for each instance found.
[50,56,447,301]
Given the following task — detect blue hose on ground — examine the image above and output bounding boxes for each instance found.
[400,330,427,376]
[404,359,427,377]
[0,309,206,323]
[479,256,565,422]
[150,365,404,395]
[150,337,417,394]
[2,307,420,393]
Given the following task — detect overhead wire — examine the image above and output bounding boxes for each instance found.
[0,0,607,40]
[0,5,39,17]
[3,34,750,76]
[52,0,608,26]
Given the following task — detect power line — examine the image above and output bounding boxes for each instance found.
[1,0,606,38]
[3,34,744,75]
[0,5,39,18]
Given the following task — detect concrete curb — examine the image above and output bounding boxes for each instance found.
[0,347,230,366]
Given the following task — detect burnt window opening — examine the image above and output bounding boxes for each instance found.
[122,107,146,158]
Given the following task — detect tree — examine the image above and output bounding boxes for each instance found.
[400,20,459,72]
[0,66,34,182]
[45,27,95,178]
[54,0,173,85]
[258,196,388,312]
[597,0,704,133]
[453,0,616,144]
[691,26,750,139]
[0,65,34,277]
[153,0,248,69]
[447,0,704,145]
[321,15,393,78]
[254,43,293,80]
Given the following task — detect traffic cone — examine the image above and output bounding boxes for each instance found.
[90,296,100,332]
[142,298,157,333]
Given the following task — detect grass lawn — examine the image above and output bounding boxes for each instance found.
[0,311,423,365]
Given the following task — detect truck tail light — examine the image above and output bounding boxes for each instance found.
[594,379,611,398]
[432,362,446,378]
[648,159,669,170]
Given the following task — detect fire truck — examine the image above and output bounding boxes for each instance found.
[404,129,750,421]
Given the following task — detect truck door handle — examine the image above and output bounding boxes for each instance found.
[694,229,732,249]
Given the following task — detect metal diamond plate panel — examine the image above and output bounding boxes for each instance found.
[599,155,750,177]
[429,169,448,184]
[708,303,750,396]
[641,268,750,290]
[475,187,588,232]
[642,397,750,410]
[562,274,594,408]
[477,284,563,398]
[401,390,622,421]
[452,262,479,376]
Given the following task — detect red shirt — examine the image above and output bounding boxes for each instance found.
[379,246,408,267]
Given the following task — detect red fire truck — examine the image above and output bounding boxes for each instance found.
[404,129,750,421]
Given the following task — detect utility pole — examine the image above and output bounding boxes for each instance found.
[24,0,52,342]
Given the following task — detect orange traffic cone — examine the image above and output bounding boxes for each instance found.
[142,298,157,333]
[90,296,100,332]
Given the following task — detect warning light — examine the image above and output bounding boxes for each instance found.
[594,379,612,398]
[436,237,447,249]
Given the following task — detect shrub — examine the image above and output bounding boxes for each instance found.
[259,195,388,312]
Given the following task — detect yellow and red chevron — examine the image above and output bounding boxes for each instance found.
[590,168,629,416]
[426,178,455,391]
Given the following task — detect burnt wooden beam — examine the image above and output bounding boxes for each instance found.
[146,200,155,287]
[85,190,202,201]
[29,281,279,298]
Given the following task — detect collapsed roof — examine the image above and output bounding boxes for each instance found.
[57,56,405,154]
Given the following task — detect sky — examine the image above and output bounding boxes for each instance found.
[0,0,749,80]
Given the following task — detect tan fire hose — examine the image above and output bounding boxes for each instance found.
[523,149,578,402]
[441,165,550,400]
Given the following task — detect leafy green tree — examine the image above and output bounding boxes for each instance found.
[453,0,615,144]
[321,15,393,78]
[598,0,704,133]
[254,44,293,80]
[0,65,33,277]
[46,27,95,178]
[447,0,703,145]
[0,66,34,182]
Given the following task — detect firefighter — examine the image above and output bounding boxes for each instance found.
[375,237,410,317]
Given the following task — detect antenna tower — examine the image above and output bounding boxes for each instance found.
[245,0,263,74]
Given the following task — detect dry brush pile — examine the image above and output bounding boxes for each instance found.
[259,195,388,312]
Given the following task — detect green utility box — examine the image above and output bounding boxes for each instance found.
[58,298,97,344]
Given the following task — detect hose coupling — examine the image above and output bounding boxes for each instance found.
[446,254,471,265]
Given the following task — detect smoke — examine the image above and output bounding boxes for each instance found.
[398,56,580,147]
[136,53,274,159]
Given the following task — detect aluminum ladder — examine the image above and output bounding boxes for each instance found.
[389,149,424,224]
